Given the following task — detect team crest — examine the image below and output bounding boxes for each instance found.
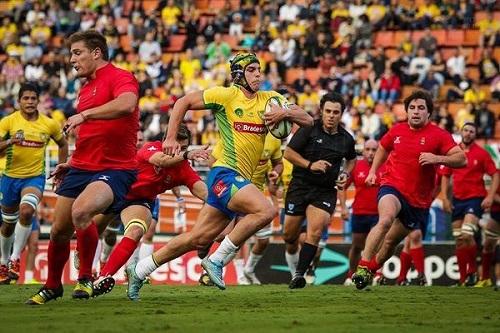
[394,136,401,144]
[420,137,426,145]
[234,108,244,118]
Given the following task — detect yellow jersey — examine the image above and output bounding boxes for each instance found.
[203,86,284,179]
[0,111,63,178]
[251,133,282,191]
[281,157,294,197]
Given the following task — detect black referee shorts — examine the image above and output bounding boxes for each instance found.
[285,181,337,216]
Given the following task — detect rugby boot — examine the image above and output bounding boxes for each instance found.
[126,263,145,301]
[199,272,215,287]
[288,274,306,289]
[7,259,20,281]
[92,275,116,297]
[473,279,492,288]
[415,273,427,286]
[26,285,64,305]
[0,264,11,284]
[464,273,478,287]
[72,278,93,299]
[243,269,261,285]
[201,257,225,290]
[352,266,374,290]
[397,279,411,286]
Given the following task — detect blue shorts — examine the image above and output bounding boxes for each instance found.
[378,186,429,233]
[151,198,160,221]
[451,197,484,221]
[0,174,45,207]
[351,214,378,234]
[206,167,251,219]
[115,198,155,215]
[56,167,137,214]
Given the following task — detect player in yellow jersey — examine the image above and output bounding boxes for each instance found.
[126,52,312,298]
[0,83,68,284]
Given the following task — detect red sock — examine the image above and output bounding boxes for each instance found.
[100,237,138,277]
[465,244,477,275]
[347,270,354,279]
[367,257,381,272]
[398,251,412,283]
[456,247,468,284]
[409,246,425,275]
[45,240,70,289]
[358,259,370,268]
[76,223,99,280]
[481,251,493,280]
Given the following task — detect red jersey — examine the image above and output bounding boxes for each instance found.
[126,141,202,201]
[348,158,385,215]
[440,143,497,200]
[491,183,500,213]
[71,63,139,171]
[380,122,457,208]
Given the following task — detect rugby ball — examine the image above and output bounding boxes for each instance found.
[264,96,292,139]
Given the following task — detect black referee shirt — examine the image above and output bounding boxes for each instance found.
[287,120,356,189]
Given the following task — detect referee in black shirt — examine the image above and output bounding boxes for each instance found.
[283,92,357,289]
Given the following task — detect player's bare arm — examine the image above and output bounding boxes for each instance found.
[336,158,356,190]
[54,136,69,165]
[149,146,210,168]
[284,146,332,173]
[190,180,208,202]
[163,91,205,155]
[419,146,466,167]
[440,175,453,213]
[264,103,313,128]
[338,189,349,220]
[482,172,499,210]
[366,145,389,186]
[0,137,23,153]
[268,158,284,184]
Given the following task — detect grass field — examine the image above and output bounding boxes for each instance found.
[2,284,499,333]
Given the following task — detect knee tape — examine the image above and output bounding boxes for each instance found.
[452,228,462,238]
[461,223,478,236]
[485,228,500,240]
[20,193,40,210]
[1,211,19,224]
[124,218,147,234]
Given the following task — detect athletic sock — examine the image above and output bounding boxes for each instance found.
[127,246,140,266]
[100,239,114,263]
[139,242,155,260]
[11,223,32,260]
[346,269,354,279]
[480,251,493,280]
[135,254,159,280]
[0,232,14,265]
[455,247,468,284]
[409,246,425,275]
[75,222,99,279]
[101,237,139,277]
[208,236,238,264]
[465,244,478,275]
[398,251,412,283]
[244,252,263,273]
[285,250,299,277]
[234,258,245,281]
[222,250,237,266]
[367,256,382,272]
[46,240,70,289]
[92,239,102,274]
[295,242,318,276]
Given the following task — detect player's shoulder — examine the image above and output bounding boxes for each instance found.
[338,125,355,141]
[206,85,238,96]
[139,141,162,153]
[258,90,283,99]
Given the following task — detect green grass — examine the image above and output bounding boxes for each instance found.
[2,284,499,333]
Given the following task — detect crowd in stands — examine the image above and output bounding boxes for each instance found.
[0,0,498,148]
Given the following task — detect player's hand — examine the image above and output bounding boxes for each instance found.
[341,206,349,220]
[419,152,440,166]
[7,137,23,145]
[187,145,211,161]
[365,172,377,186]
[481,196,493,211]
[264,104,286,126]
[268,170,279,184]
[49,162,70,190]
[310,160,331,173]
[63,112,86,136]
[442,198,452,213]
[336,171,349,190]
[163,137,181,156]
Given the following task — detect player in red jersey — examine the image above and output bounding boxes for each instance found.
[339,139,384,285]
[27,31,140,305]
[488,185,500,290]
[352,90,466,290]
[91,124,209,296]
[440,123,499,286]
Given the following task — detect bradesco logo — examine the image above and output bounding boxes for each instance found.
[233,122,266,134]
[271,248,349,285]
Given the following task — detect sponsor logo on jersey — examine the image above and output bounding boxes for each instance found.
[233,122,266,134]
[213,179,228,198]
[394,136,401,144]
[18,140,44,148]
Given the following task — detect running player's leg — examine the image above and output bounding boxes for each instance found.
[461,212,481,285]
[100,216,120,266]
[375,219,412,269]
[476,218,499,286]
[244,223,272,284]
[346,215,377,283]
[283,216,303,277]
[452,218,467,285]
[397,236,412,285]
[408,229,426,285]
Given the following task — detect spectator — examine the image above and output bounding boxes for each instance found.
[292,69,311,93]
[376,68,401,104]
[205,33,231,69]
[417,28,438,57]
[455,103,475,129]
[474,102,495,139]
[395,0,418,30]
[366,0,388,30]
[361,107,381,139]
[279,0,301,23]
[129,16,148,51]
[229,13,244,40]
[52,87,74,118]
[138,31,162,64]
[349,0,367,25]
[269,30,296,77]
[1,56,24,91]
[352,88,375,114]
[192,35,208,69]
[491,75,500,101]
[369,47,386,78]
[180,48,202,82]
[293,35,315,68]
[416,0,440,28]
[477,11,500,48]
[31,17,52,46]
[431,104,454,133]
[446,47,466,84]
[161,0,181,33]
[478,48,499,84]
[409,48,432,84]
[455,0,475,28]
[22,37,43,63]
[297,83,320,114]
[431,51,447,86]
[354,14,372,50]
[421,70,441,99]
[399,32,416,56]
[24,57,44,82]
[464,82,486,105]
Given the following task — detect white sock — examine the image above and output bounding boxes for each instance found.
[100,239,114,263]
[139,242,154,260]
[11,223,31,260]
[127,246,140,266]
[93,239,102,272]
[0,233,15,265]
[244,252,263,273]
[285,251,299,277]
[134,255,159,280]
[234,258,245,280]
[222,250,237,266]
[25,270,34,281]
[209,236,238,263]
